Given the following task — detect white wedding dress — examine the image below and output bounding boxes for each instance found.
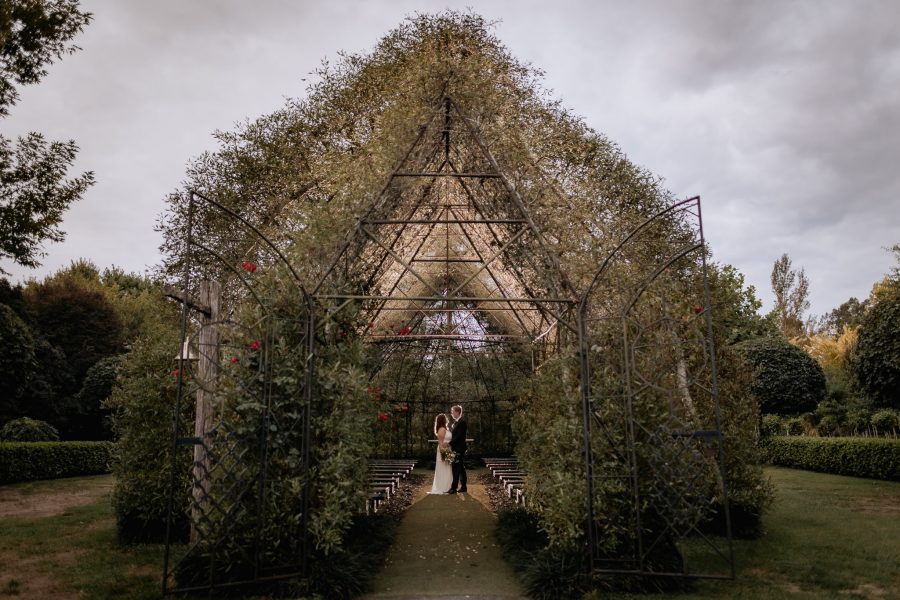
[429,428,454,494]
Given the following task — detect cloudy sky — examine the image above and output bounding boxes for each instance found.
[3,0,899,317]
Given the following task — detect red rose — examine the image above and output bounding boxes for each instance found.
[693,306,703,314]
[378,412,389,422]
[241,261,258,273]
[172,369,181,378]
[398,326,410,336]
[230,357,239,364]
[249,340,261,351]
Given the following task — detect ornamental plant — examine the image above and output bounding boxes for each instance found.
[736,336,826,415]
[0,417,59,442]
[852,280,900,408]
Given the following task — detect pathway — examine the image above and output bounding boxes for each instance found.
[362,469,526,599]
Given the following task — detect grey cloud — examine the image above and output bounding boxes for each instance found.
[1,0,897,317]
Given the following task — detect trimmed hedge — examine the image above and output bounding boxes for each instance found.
[0,441,114,484]
[763,436,900,481]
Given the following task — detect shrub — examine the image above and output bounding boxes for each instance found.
[760,414,782,437]
[736,336,827,414]
[69,355,121,440]
[106,316,186,544]
[784,416,804,436]
[852,283,900,408]
[763,436,900,481]
[0,441,113,483]
[0,417,59,441]
[870,409,899,435]
[845,408,871,436]
[817,414,841,437]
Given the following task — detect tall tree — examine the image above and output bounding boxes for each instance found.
[770,253,810,338]
[819,296,868,336]
[0,0,93,271]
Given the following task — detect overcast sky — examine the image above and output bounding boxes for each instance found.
[3,0,899,317]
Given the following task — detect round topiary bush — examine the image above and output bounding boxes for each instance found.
[0,417,60,442]
[737,336,827,415]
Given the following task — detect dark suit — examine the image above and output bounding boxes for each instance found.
[449,415,467,492]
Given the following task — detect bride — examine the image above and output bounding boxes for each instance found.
[429,413,453,494]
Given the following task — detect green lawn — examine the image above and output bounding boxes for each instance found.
[605,467,900,600]
[0,468,897,599]
[0,475,164,599]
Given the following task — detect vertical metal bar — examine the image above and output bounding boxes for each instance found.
[163,191,195,594]
[253,318,275,579]
[301,297,315,574]
[621,316,645,570]
[578,308,597,571]
[696,197,735,578]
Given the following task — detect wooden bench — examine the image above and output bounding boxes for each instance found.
[366,459,417,513]
[483,457,526,505]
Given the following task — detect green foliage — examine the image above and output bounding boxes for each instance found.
[495,508,583,600]
[169,284,373,587]
[770,253,810,339]
[0,130,94,273]
[760,414,781,437]
[514,351,586,550]
[0,302,35,423]
[763,436,900,481]
[0,2,94,269]
[737,336,826,414]
[820,297,868,336]
[69,355,120,440]
[0,440,112,483]
[24,274,124,386]
[299,514,399,599]
[870,409,899,434]
[0,416,58,441]
[784,416,804,436]
[307,336,373,553]
[709,345,775,537]
[852,281,900,408]
[17,333,74,427]
[0,0,93,114]
[105,304,185,543]
[707,263,775,344]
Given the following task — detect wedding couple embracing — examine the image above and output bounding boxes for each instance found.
[429,404,467,494]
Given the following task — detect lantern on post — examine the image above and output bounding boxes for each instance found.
[174,340,200,363]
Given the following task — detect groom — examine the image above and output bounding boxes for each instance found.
[446,404,467,494]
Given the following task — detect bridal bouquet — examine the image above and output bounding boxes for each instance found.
[440,446,458,464]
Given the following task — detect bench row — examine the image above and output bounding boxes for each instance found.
[367,459,417,513]
[483,457,526,505]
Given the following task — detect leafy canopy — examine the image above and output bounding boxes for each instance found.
[0,0,94,271]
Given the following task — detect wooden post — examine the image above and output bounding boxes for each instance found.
[191,281,220,544]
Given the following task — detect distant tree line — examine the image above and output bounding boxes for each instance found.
[0,261,177,439]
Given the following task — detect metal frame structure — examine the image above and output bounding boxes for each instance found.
[163,192,316,594]
[162,94,734,593]
[577,196,735,579]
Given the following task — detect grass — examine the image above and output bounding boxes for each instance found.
[602,467,900,600]
[0,468,897,599]
[0,476,165,599]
